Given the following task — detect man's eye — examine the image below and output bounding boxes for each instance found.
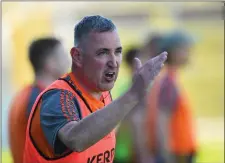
[115,51,122,55]
[98,52,108,56]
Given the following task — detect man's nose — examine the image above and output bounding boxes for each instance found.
[108,54,117,68]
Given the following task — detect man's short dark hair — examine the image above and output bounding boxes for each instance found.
[74,15,116,46]
[28,37,61,74]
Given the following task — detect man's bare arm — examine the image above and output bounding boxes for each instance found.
[58,89,139,152]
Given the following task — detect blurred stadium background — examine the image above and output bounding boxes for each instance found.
[2,2,224,163]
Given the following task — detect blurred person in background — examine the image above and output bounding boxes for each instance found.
[140,33,163,64]
[8,37,69,163]
[146,31,197,163]
[22,15,167,163]
[130,34,165,163]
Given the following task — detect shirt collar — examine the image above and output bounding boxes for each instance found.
[68,72,106,112]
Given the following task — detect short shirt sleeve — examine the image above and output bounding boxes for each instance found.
[40,89,81,155]
[158,76,179,114]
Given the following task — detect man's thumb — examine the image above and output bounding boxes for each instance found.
[133,57,142,73]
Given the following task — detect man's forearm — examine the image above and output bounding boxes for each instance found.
[58,89,139,152]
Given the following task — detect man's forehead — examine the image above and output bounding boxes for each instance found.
[85,30,121,49]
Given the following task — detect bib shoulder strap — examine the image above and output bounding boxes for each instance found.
[58,77,93,113]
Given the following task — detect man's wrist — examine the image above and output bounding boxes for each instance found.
[127,86,141,101]
[122,88,140,109]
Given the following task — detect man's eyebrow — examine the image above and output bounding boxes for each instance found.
[96,48,110,53]
[116,47,122,51]
[96,47,122,53]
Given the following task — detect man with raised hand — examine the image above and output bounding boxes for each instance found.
[23,15,167,163]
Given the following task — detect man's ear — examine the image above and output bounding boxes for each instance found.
[70,47,83,68]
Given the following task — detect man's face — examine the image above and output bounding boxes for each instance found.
[78,30,122,92]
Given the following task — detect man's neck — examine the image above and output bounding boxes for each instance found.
[35,73,56,88]
[71,70,102,100]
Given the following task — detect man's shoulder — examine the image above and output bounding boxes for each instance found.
[38,88,82,121]
[42,88,75,98]
[8,84,35,120]
[10,84,34,107]
[40,89,80,109]
[44,76,73,92]
[16,84,34,97]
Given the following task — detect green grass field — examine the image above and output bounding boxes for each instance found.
[2,151,12,163]
[196,142,224,163]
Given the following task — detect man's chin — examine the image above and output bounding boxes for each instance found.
[98,83,115,92]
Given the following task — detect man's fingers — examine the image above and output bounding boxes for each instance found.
[150,51,168,65]
[133,57,142,72]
